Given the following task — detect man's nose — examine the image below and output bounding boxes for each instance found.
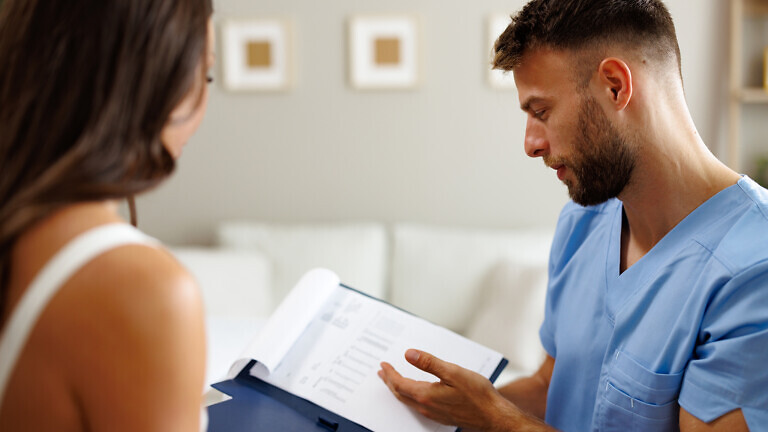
[524,117,548,158]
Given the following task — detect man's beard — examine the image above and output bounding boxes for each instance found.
[547,95,637,207]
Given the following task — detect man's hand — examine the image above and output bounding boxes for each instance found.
[377,349,525,432]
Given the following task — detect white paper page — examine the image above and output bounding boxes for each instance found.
[251,286,504,432]
[228,269,339,378]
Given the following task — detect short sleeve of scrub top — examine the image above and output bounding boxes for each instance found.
[678,200,768,428]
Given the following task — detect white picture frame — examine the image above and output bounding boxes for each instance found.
[488,14,516,91]
[348,15,419,90]
[221,19,291,91]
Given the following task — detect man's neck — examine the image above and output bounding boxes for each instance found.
[617,132,740,273]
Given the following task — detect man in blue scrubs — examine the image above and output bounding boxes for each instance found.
[378,0,768,430]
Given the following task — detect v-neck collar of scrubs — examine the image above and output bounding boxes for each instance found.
[603,178,747,322]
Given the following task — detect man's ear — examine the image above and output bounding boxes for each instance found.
[597,58,632,111]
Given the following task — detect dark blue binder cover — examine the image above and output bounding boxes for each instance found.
[207,358,509,432]
[207,360,370,432]
[206,282,509,432]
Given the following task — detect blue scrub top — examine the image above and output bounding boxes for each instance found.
[540,176,768,431]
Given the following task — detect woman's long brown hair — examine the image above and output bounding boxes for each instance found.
[0,0,212,313]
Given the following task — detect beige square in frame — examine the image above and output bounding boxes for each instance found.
[246,41,272,68]
[764,47,768,91]
[374,38,401,65]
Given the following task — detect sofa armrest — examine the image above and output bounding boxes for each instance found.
[389,224,553,333]
[170,247,272,386]
[465,259,548,377]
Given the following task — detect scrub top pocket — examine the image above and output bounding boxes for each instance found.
[595,352,684,432]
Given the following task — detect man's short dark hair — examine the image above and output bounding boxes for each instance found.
[493,0,682,84]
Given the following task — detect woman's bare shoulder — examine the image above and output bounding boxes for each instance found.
[61,243,207,431]
[12,202,203,332]
[78,242,201,315]
[51,232,206,373]
[6,206,206,431]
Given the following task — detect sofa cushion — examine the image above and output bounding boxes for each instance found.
[171,247,273,318]
[465,259,548,378]
[390,224,553,333]
[216,222,388,304]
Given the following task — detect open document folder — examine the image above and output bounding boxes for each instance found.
[207,268,508,432]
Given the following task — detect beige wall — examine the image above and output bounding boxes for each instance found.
[133,0,731,246]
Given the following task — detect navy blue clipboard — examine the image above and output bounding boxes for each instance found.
[207,360,370,432]
[206,357,509,432]
[207,280,509,432]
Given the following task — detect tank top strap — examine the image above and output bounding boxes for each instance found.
[0,223,160,407]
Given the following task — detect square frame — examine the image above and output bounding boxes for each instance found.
[488,14,516,91]
[221,19,291,91]
[348,15,419,90]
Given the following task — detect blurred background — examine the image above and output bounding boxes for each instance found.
[131,0,761,246]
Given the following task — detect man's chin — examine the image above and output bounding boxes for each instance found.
[567,184,614,207]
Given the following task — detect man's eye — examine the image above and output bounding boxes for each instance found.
[534,110,547,120]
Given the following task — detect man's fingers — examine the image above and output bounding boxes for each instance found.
[379,361,427,401]
[404,349,458,385]
[378,360,480,426]
[379,354,504,430]
[377,368,444,421]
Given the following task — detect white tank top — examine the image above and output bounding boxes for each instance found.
[0,224,159,409]
[0,223,209,430]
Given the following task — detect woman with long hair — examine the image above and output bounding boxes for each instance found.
[0,0,215,429]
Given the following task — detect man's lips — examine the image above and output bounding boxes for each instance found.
[551,164,566,181]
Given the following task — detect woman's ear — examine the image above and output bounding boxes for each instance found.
[597,57,632,111]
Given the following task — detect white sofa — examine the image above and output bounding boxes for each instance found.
[172,221,554,396]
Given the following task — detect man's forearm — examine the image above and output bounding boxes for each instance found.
[483,388,555,432]
[496,374,549,421]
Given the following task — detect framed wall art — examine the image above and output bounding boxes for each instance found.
[488,14,516,90]
[221,19,291,91]
[348,15,419,90]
